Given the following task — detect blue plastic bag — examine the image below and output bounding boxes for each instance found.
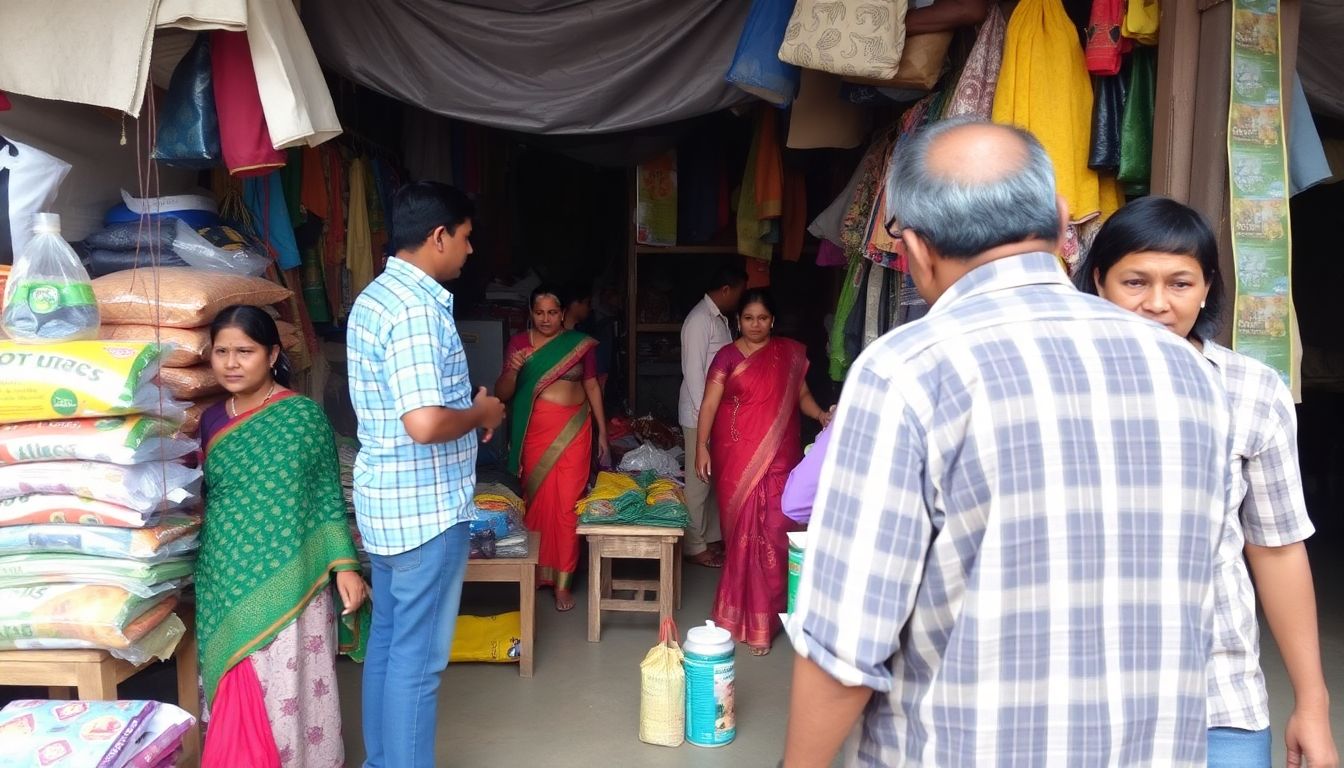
[724,0,799,107]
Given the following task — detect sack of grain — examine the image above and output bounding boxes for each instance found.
[92,267,291,328]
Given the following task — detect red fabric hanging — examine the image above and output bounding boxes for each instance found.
[1085,0,1130,76]
[211,31,286,177]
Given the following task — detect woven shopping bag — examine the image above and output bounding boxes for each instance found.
[639,617,685,747]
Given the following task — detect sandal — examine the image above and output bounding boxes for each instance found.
[684,550,725,568]
[747,644,771,657]
[554,588,576,612]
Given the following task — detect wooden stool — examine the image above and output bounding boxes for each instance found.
[577,524,683,642]
[464,531,539,677]
[0,616,201,767]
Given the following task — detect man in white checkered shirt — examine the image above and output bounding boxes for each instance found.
[783,120,1233,766]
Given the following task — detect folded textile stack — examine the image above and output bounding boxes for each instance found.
[576,471,691,528]
[0,699,196,768]
[0,340,199,664]
[471,483,528,559]
[90,266,295,438]
[80,217,268,279]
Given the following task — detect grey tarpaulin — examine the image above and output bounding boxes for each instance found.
[300,0,755,135]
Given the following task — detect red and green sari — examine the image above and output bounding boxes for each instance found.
[506,330,598,589]
[707,337,807,647]
[197,393,362,704]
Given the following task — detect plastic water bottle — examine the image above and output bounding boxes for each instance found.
[682,620,735,747]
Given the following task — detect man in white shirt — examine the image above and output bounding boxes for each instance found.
[679,264,746,567]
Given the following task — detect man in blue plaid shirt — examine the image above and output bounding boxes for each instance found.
[347,182,505,768]
[784,120,1232,766]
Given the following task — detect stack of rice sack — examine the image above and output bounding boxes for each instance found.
[0,339,201,664]
[91,266,294,438]
[0,699,196,768]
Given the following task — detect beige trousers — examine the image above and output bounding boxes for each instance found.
[682,427,721,556]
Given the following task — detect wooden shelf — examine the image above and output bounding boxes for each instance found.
[636,323,682,333]
[635,245,738,255]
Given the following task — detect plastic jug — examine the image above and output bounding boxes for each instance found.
[683,620,735,747]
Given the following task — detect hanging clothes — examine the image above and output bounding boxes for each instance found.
[992,0,1121,223]
[300,146,329,218]
[320,145,346,321]
[839,129,900,261]
[736,111,774,261]
[780,167,808,263]
[816,239,846,267]
[944,4,1008,120]
[1085,0,1130,76]
[746,257,771,288]
[1118,46,1157,196]
[212,30,286,177]
[346,157,374,298]
[1121,0,1159,45]
[828,256,866,381]
[242,172,301,270]
[1089,69,1129,171]
[364,159,389,273]
[754,109,784,220]
[279,148,304,223]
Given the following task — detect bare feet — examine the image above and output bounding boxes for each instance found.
[554,588,576,612]
[748,644,771,656]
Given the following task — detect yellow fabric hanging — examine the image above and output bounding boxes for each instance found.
[346,157,374,297]
[992,0,1120,223]
[1122,0,1159,45]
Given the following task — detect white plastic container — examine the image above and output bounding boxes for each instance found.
[683,620,735,747]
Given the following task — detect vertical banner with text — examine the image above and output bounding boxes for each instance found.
[1228,0,1296,389]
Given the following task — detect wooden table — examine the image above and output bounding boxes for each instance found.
[0,614,201,767]
[463,531,538,677]
[577,523,683,642]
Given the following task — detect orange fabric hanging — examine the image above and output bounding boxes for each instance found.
[753,108,783,220]
[299,146,328,218]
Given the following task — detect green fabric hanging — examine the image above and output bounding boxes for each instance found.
[1118,47,1156,197]
[828,254,866,381]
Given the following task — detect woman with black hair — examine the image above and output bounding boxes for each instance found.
[196,305,367,767]
[1079,197,1336,768]
[694,289,830,655]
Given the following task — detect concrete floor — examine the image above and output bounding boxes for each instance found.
[333,537,1344,768]
[6,538,1339,767]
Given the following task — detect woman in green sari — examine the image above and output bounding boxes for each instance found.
[197,305,367,768]
[496,286,609,611]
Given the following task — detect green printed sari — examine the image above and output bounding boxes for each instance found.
[196,393,362,703]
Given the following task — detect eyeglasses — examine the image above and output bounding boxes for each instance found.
[885,217,905,241]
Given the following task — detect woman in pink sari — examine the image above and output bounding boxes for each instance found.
[694,289,831,655]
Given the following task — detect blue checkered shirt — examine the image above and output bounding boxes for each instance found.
[787,253,1232,767]
[1202,340,1314,730]
[347,258,477,556]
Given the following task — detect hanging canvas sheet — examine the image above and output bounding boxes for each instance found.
[1227,0,1296,389]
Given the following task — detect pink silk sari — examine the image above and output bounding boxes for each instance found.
[707,338,806,647]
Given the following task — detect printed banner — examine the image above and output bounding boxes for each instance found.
[1228,0,1296,389]
[636,151,677,247]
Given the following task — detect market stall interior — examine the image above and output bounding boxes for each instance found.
[1,0,1343,765]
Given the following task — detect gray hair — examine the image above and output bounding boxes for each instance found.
[885,118,1059,260]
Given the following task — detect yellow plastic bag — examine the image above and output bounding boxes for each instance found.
[449,611,521,663]
[639,618,685,747]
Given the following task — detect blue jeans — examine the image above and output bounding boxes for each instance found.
[362,523,470,768]
[1208,727,1272,768]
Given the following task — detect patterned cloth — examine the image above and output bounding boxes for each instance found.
[251,588,345,768]
[347,257,478,556]
[944,3,1007,119]
[1202,340,1315,730]
[787,253,1232,767]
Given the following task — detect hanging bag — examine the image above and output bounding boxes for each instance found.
[778,0,909,80]
[639,617,685,747]
[153,33,221,169]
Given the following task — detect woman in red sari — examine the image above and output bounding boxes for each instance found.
[497,286,609,611]
[695,289,831,655]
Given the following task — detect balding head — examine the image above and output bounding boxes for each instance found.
[886,118,1060,260]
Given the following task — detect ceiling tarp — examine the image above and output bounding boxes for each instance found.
[1299,0,1344,122]
[301,0,755,135]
